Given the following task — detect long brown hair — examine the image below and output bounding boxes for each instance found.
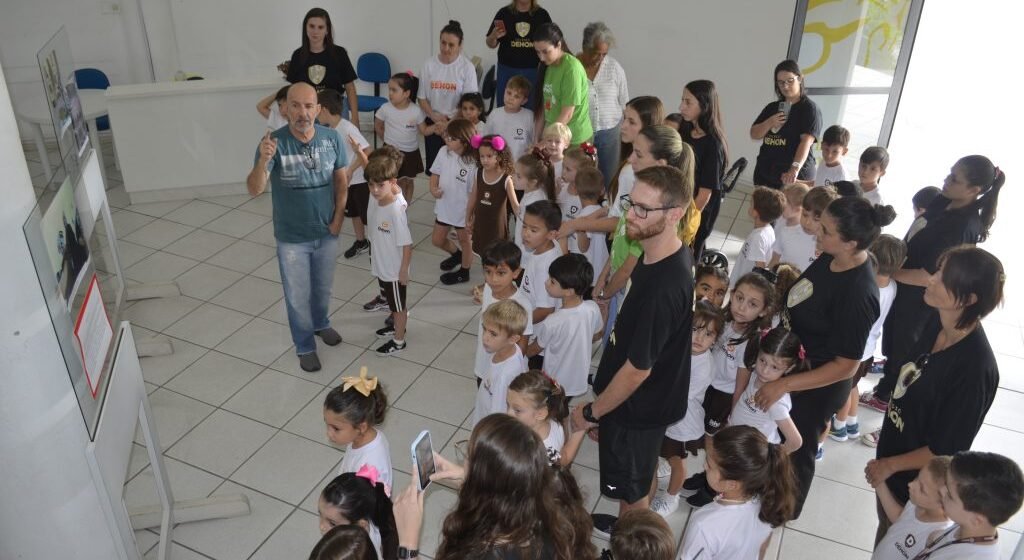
[298,8,338,68]
[436,414,575,559]
[956,154,1004,242]
[711,425,797,527]
[517,149,557,202]
[549,465,597,559]
[610,96,664,200]
[682,79,729,177]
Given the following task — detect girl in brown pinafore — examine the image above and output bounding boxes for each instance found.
[467,134,519,255]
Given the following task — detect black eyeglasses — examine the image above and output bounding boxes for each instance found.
[776,77,798,87]
[301,144,320,171]
[619,195,677,219]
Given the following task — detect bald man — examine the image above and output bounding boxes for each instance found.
[247,83,349,372]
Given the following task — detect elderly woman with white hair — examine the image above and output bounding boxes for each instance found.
[578,21,629,189]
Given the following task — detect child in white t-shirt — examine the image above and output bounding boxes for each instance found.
[815,124,849,187]
[857,146,889,206]
[519,200,564,326]
[730,187,785,288]
[472,241,533,383]
[541,122,571,199]
[870,456,952,560]
[558,145,597,254]
[730,326,803,453]
[375,73,429,201]
[317,471,395,560]
[257,85,290,130]
[679,425,797,559]
[364,154,414,357]
[651,301,725,518]
[323,367,393,496]
[527,254,603,397]
[831,234,906,442]
[768,182,816,272]
[568,167,609,285]
[484,76,535,163]
[318,89,374,261]
[473,300,529,426]
[458,92,485,129]
[506,370,586,466]
[429,119,478,283]
[512,151,557,254]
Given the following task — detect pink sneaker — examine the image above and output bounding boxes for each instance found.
[858,391,889,413]
[861,429,881,447]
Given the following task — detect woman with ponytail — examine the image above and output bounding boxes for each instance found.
[753,196,896,518]
[862,156,1005,423]
[678,425,796,559]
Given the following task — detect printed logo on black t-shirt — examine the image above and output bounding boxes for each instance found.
[308,65,326,85]
[787,278,813,308]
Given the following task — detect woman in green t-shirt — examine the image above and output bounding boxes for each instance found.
[531,22,593,146]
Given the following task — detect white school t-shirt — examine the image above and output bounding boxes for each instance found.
[334,118,370,185]
[729,376,792,444]
[473,346,528,426]
[666,350,715,443]
[730,225,775,288]
[542,420,566,465]
[430,146,478,227]
[521,244,564,312]
[608,164,636,218]
[534,301,603,396]
[338,431,393,496]
[710,323,748,393]
[375,102,426,152]
[485,107,534,162]
[772,221,818,272]
[557,187,581,226]
[418,54,479,118]
[515,189,548,252]
[863,281,897,361]
[871,501,951,560]
[863,185,884,206]
[367,196,412,282]
[474,285,534,378]
[570,205,609,286]
[267,103,288,130]
[815,160,847,186]
[679,498,772,560]
[912,525,1000,560]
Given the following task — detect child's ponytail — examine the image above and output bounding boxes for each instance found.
[759,442,797,527]
[519,149,558,203]
[742,326,808,373]
[321,471,398,559]
[508,369,569,423]
[711,426,797,528]
[389,72,419,103]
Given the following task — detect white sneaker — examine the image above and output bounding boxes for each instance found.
[650,493,680,518]
[656,457,672,478]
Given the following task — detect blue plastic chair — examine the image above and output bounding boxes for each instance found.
[74,68,111,130]
[355,53,391,144]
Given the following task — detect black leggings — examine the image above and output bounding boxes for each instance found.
[692,193,722,263]
[789,378,853,518]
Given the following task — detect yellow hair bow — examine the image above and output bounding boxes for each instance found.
[341,367,378,397]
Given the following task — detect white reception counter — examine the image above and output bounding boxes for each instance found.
[106,76,286,203]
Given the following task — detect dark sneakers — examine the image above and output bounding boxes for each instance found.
[299,352,321,372]
[343,239,370,259]
[315,327,342,346]
[440,267,470,285]
[439,250,462,271]
[376,339,406,356]
[591,513,617,540]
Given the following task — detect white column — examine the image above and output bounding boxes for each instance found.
[0,64,122,559]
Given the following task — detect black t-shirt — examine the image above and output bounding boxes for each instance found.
[752,97,822,188]
[593,246,694,428]
[287,45,358,94]
[878,321,999,504]
[783,254,878,368]
[486,6,552,69]
[683,129,725,196]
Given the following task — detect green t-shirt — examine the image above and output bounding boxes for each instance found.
[256,124,347,243]
[609,214,643,271]
[542,53,593,145]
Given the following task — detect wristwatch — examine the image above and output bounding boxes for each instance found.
[582,403,599,424]
[398,547,419,558]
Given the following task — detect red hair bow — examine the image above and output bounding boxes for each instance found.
[579,142,597,159]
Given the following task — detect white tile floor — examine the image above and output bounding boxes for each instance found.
[22,138,1024,559]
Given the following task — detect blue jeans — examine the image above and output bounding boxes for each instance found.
[277,235,338,354]
[600,288,624,349]
[593,124,621,191]
[496,64,539,111]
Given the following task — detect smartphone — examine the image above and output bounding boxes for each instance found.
[778,101,792,117]
[494,20,506,33]
[411,430,436,492]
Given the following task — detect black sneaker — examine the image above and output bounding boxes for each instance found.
[298,352,321,372]
[376,324,396,339]
[685,485,715,509]
[439,250,462,271]
[385,314,394,327]
[599,550,613,560]
[681,471,707,497]
[343,239,370,259]
[440,267,470,285]
[591,513,617,540]
[376,339,406,356]
[363,295,388,312]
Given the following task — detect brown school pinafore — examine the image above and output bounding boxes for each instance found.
[471,169,510,255]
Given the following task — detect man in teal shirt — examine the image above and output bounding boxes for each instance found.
[247,83,348,372]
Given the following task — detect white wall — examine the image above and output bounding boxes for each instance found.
[2,0,797,164]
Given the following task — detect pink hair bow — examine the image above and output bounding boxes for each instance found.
[356,464,380,487]
[470,134,507,152]
[798,345,806,361]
